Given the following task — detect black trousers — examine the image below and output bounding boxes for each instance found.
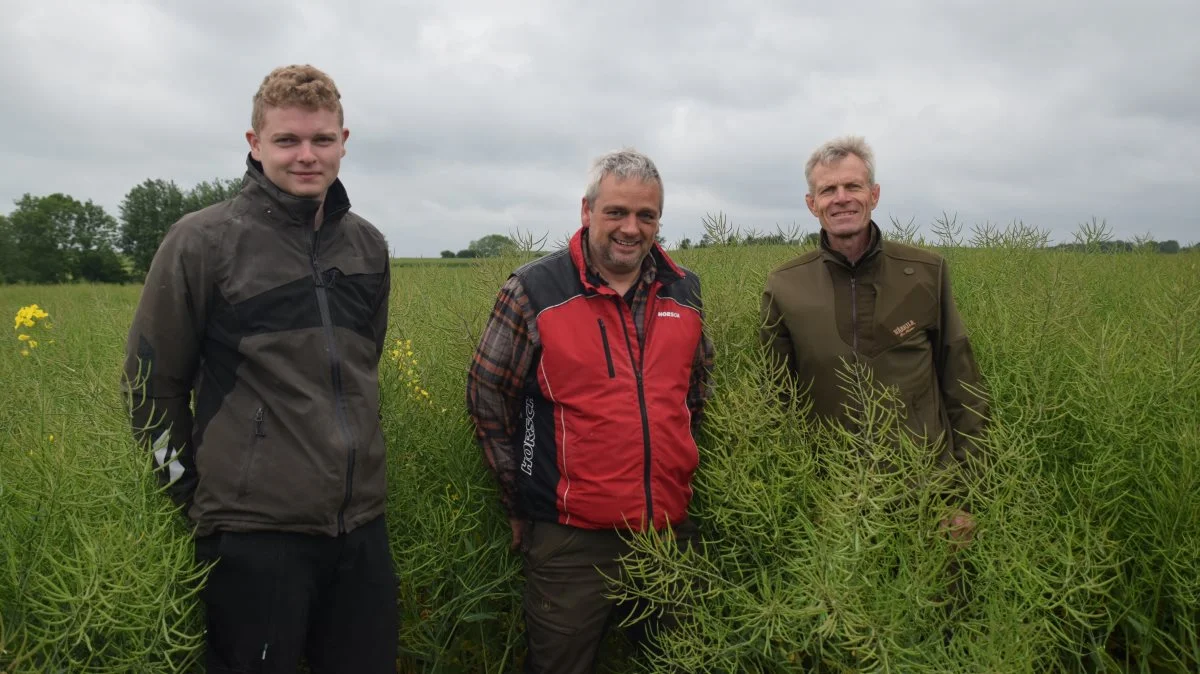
[193,515,398,674]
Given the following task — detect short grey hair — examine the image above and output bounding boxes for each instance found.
[584,148,664,213]
[804,135,876,192]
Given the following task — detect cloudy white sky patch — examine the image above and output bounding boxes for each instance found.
[2,0,1197,255]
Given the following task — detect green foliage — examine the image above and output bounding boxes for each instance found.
[182,178,242,215]
[118,179,187,278]
[0,287,207,673]
[3,194,127,284]
[0,177,240,286]
[440,249,457,258]
[0,214,13,284]
[467,234,517,258]
[0,228,1197,672]
[118,177,242,279]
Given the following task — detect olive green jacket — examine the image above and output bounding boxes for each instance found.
[760,222,989,481]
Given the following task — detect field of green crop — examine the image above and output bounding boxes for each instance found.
[1,234,1197,673]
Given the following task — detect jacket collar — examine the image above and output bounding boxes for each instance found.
[819,220,883,270]
[568,226,684,295]
[240,153,352,228]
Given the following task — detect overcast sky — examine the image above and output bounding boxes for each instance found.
[2,0,1197,255]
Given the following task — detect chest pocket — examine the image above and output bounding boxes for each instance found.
[871,279,939,394]
[322,254,386,341]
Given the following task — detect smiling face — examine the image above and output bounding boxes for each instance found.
[805,153,880,242]
[581,175,662,285]
[246,105,348,200]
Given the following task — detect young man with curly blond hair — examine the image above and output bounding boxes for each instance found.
[122,64,396,673]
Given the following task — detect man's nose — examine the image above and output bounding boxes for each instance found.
[618,214,641,233]
[297,142,317,162]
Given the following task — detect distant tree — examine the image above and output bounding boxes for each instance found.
[5,193,125,284]
[76,247,129,283]
[678,238,692,250]
[1158,240,1180,254]
[468,234,516,258]
[119,179,187,277]
[456,249,478,259]
[184,177,242,214]
[0,214,14,284]
[7,194,74,283]
[440,250,456,259]
[118,177,240,279]
[71,200,121,252]
[70,200,127,283]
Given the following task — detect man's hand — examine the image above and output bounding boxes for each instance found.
[509,517,525,551]
[938,508,976,551]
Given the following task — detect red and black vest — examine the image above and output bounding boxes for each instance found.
[514,227,704,532]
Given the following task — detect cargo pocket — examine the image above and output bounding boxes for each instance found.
[522,522,585,639]
[236,406,267,500]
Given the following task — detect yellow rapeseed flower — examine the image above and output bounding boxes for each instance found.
[13,304,49,330]
[21,349,30,357]
[17,334,29,341]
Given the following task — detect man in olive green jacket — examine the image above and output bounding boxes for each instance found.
[760,135,989,541]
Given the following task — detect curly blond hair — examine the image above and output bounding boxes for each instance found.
[251,64,344,132]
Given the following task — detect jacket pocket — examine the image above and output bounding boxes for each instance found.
[237,406,267,499]
[597,319,615,378]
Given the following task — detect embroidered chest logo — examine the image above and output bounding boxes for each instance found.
[657,311,681,319]
[892,319,917,338]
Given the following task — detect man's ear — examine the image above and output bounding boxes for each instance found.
[246,129,261,160]
[580,197,592,228]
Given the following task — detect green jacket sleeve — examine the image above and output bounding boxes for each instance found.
[760,279,798,401]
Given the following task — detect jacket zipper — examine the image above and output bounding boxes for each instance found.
[310,226,358,534]
[238,407,267,499]
[597,319,616,378]
[613,296,655,528]
[850,275,859,354]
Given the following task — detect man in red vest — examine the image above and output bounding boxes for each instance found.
[467,148,715,673]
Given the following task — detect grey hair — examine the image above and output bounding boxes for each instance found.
[583,148,664,213]
[804,135,876,192]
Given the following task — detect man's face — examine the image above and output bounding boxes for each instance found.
[581,175,663,280]
[806,154,880,241]
[246,105,348,200]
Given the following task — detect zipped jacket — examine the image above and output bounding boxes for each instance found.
[470,228,707,532]
[760,222,988,476]
[122,156,391,538]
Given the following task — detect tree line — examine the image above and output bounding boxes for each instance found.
[0,177,241,285]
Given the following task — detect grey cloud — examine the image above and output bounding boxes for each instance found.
[2,0,1198,256]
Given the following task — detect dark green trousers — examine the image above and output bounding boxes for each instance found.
[520,519,698,674]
